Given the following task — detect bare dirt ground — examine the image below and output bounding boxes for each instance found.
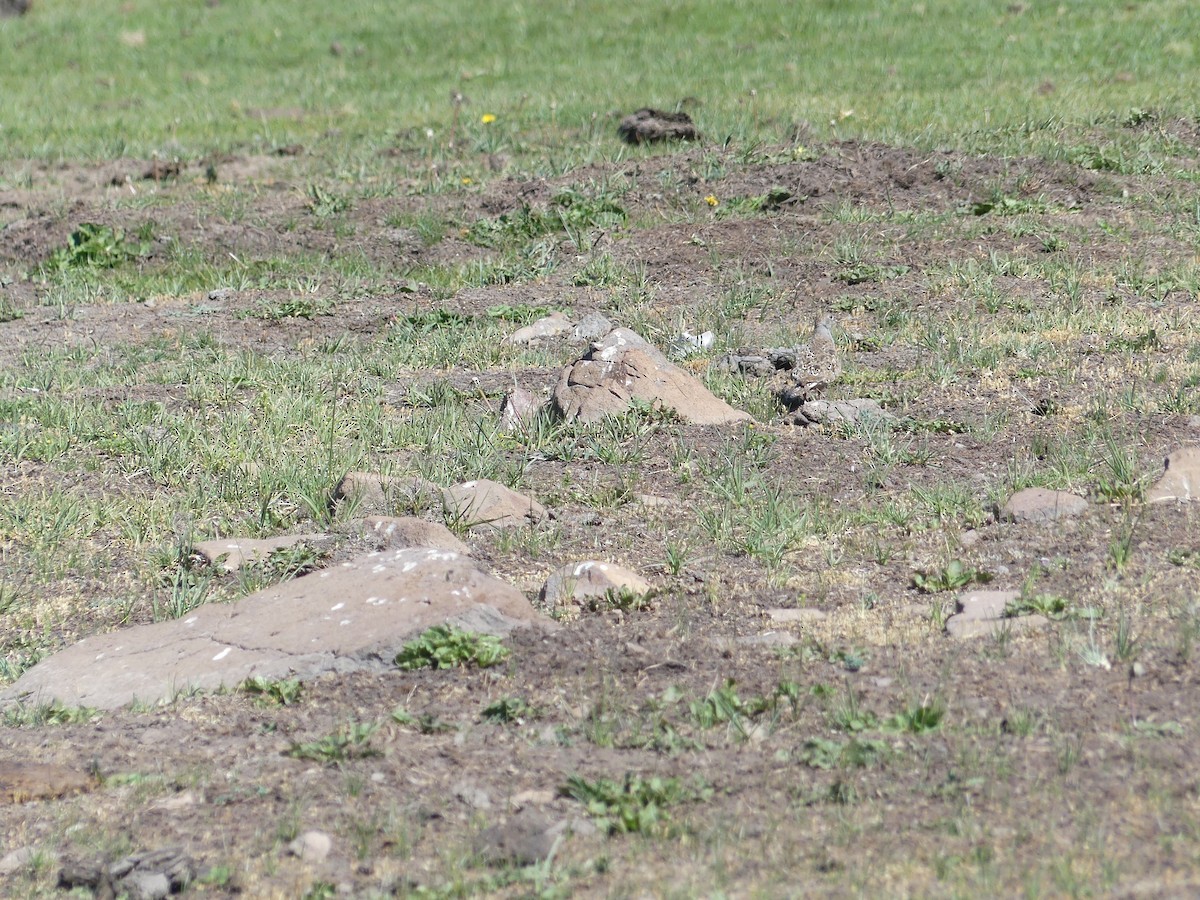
[1,139,1199,897]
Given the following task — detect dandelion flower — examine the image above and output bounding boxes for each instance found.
[461,176,473,185]
[481,113,497,124]
[705,195,719,207]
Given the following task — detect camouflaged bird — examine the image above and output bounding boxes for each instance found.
[777,313,843,408]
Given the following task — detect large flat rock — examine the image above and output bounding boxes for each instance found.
[2,549,551,710]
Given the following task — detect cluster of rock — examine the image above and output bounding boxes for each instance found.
[502,312,881,428]
[0,468,656,712]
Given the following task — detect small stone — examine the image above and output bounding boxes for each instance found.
[997,488,1087,523]
[766,608,827,624]
[288,831,332,863]
[1145,446,1200,504]
[571,312,613,342]
[505,312,572,345]
[539,561,654,609]
[960,529,980,546]
[206,288,235,302]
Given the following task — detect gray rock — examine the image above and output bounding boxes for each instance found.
[505,312,572,345]
[1145,446,1200,504]
[552,329,751,426]
[355,516,470,555]
[206,287,235,302]
[192,534,330,572]
[3,548,552,710]
[997,488,1087,523]
[441,479,547,531]
[787,398,894,427]
[539,560,654,609]
[571,312,613,342]
[288,831,332,862]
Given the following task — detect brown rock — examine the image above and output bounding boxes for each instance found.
[441,479,547,531]
[2,548,552,710]
[552,329,751,426]
[0,762,93,804]
[357,516,470,555]
[539,561,654,609]
[997,488,1087,523]
[1145,446,1200,504]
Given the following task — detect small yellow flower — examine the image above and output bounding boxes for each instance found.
[705,194,719,207]
[481,113,497,124]
[461,176,473,185]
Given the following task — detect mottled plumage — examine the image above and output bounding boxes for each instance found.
[778,314,843,407]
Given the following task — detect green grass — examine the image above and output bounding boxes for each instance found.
[3,1,1200,163]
